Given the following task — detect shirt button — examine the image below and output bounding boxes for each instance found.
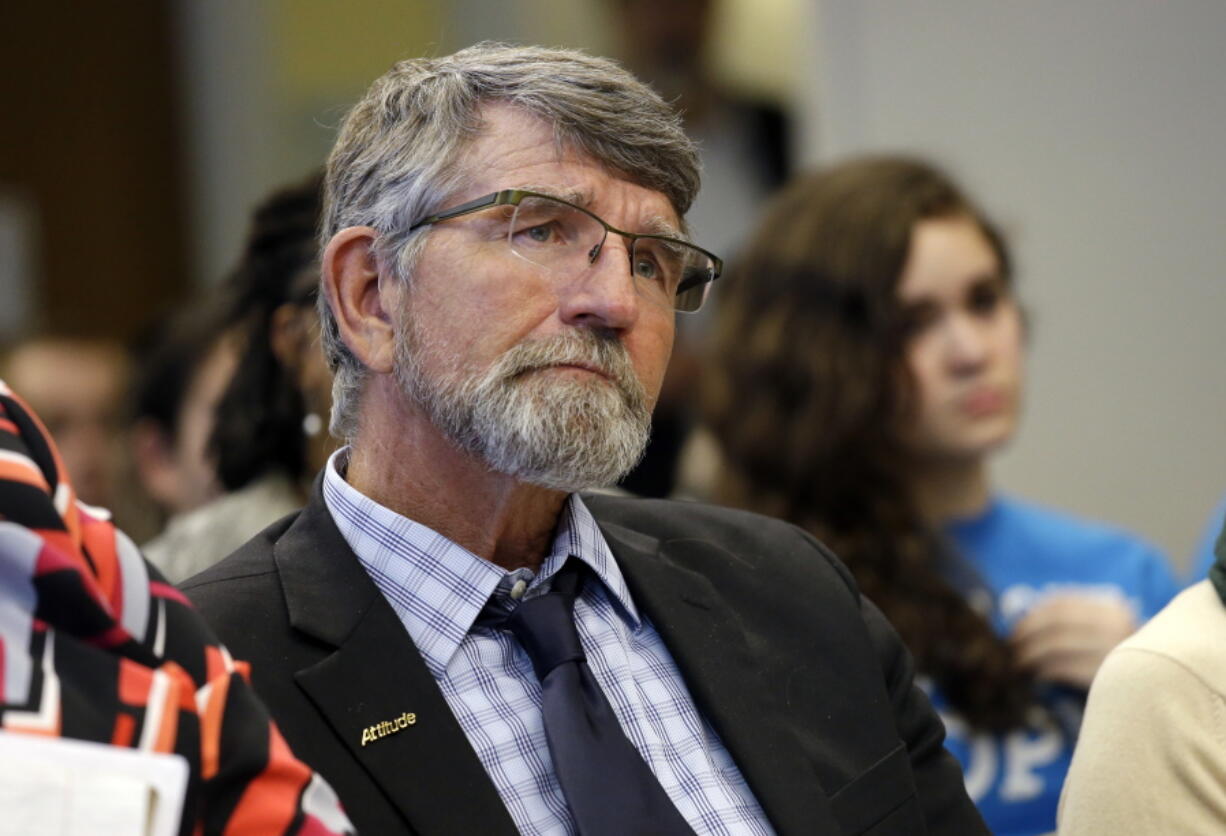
[510,579,528,600]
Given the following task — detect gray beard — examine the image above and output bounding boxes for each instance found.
[394,324,652,492]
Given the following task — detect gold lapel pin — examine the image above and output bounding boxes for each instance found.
[360,711,417,747]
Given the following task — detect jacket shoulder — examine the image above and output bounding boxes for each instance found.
[180,510,299,610]
[581,492,858,595]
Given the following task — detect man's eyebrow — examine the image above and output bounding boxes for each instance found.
[515,185,686,239]
[518,184,590,206]
[640,215,685,240]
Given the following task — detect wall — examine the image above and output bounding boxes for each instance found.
[0,2,188,340]
[173,0,445,286]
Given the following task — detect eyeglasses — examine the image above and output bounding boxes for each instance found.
[407,189,723,313]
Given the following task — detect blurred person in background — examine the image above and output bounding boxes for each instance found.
[132,302,240,574]
[0,334,129,511]
[0,381,355,835]
[146,174,333,583]
[610,0,793,498]
[1059,518,1226,832]
[701,155,1179,835]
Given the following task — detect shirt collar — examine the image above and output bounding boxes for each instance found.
[321,447,641,677]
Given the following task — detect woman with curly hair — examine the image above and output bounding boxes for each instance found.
[703,156,1178,835]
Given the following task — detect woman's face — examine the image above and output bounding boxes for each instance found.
[895,214,1024,465]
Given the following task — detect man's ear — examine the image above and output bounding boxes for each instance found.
[321,227,399,374]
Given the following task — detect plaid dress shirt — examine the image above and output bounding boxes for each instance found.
[323,449,774,835]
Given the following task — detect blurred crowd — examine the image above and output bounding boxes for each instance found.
[1,173,336,582]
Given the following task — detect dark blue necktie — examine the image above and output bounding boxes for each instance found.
[489,560,694,836]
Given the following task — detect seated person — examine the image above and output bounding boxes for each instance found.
[0,381,353,835]
[183,43,986,835]
[145,174,335,582]
[700,156,1179,835]
[1059,518,1226,832]
[130,300,240,575]
[0,334,128,512]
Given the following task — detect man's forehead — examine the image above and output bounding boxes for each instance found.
[517,182,683,238]
[456,103,685,236]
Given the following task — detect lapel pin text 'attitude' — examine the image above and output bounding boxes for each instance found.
[361,712,417,747]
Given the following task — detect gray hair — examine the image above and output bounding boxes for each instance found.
[318,42,702,440]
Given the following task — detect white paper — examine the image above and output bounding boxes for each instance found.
[0,732,188,836]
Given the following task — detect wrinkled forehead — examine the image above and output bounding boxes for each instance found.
[451,102,688,236]
[517,182,685,239]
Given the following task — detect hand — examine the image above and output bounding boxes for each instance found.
[1008,594,1138,690]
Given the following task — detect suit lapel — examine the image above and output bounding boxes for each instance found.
[277,485,517,836]
[595,516,838,835]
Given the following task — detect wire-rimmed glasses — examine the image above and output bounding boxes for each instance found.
[408,189,722,313]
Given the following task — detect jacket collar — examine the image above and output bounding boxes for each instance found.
[276,475,518,835]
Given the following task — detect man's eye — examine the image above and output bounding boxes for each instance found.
[633,256,659,280]
[524,224,553,243]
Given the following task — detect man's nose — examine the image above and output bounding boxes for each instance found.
[557,236,641,331]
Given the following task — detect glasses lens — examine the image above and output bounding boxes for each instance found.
[633,237,715,313]
[674,265,714,313]
[507,194,716,313]
[507,196,604,275]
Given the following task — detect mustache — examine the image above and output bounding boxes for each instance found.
[493,332,646,403]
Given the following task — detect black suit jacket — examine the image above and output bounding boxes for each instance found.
[183,481,985,835]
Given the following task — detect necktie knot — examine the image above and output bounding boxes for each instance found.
[503,590,586,679]
[478,560,587,680]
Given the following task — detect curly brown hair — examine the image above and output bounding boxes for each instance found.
[705,155,1032,731]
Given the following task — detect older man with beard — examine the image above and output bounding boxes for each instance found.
[183,44,984,836]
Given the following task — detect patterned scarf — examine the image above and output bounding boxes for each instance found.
[0,381,353,835]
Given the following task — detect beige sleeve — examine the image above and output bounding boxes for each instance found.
[1058,645,1226,834]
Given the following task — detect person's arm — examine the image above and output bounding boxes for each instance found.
[1010,539,1181,690]
[0,384,354,836]
[1009,592,1137,688]
[859,594,990,835]
[199,662,354,835]
[1059,644,1226,834]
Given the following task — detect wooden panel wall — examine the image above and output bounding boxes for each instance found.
[0,1,189,341]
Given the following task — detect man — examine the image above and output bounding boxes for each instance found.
[185,44,984,835]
